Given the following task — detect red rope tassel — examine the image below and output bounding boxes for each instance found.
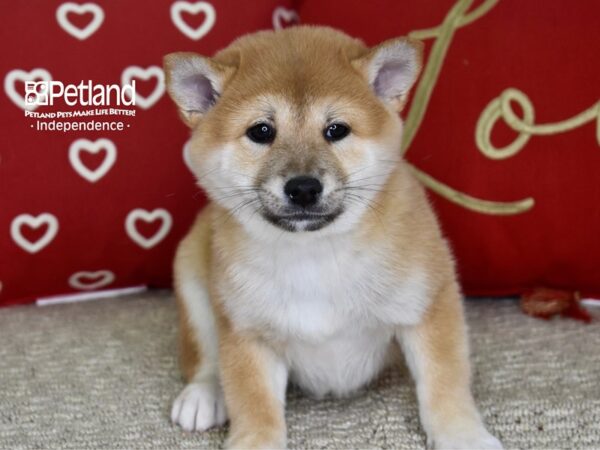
[520,287,592,323]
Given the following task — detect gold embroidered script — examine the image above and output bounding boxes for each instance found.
[401,0,599,215]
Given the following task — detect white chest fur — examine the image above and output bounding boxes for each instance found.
[220,234,430,395]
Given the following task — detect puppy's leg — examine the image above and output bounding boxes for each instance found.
[397,282,502,450]
[219,327,288,450]
[170,279,227,432]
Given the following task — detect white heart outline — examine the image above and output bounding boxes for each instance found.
[272,7,299,30]
[125,208,172,249]
[69,138,117,183]
[121,65,165,110]
[69,270,115,291]
[170,1,216,40]
[10,213,59,254]
[4,68,52,111]
[56,2,104,41]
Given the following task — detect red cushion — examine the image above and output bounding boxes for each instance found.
[0,1,297,306]
[2,1,598,306]
[298,0,600,297]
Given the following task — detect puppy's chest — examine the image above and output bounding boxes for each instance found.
[222,241,429,340]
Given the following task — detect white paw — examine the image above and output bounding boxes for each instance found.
[431,428,503,450]
[171,381,227,432]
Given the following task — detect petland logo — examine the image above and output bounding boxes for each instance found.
[23,80,138,132]
[25,80,136,107]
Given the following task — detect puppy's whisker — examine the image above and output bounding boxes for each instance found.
[213,198,261,226]
[341,164,385,181]
[342,185,402,196]
[344,192,385,216]
[194,166,231,184]
[228,199,261,224]
[375,158,402,164]
[212,190,261,202]
[217,184,260,190]
[340,159,400,182]
[345,172,394,185]
[195,167,257,184]
[215,186,261,195]
[344,194,387,230]
[342,187,387,194]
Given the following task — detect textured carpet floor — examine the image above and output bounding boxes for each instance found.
[0,292,599,450]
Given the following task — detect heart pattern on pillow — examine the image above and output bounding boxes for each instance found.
[11,213,60,254]
[170,1,216,40]
[56,2,104,41]
[125,208,173,249]
[69,138,117,183]
[121,66,165,110]
[69,270,115,290]
[272,7,299,30]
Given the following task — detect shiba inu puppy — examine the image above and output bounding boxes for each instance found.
[164,26,502,449]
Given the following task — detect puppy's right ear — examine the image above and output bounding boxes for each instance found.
[163,52,235,127]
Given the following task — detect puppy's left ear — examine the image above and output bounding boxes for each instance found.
[352,38,423,112]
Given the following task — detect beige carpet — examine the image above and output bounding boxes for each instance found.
[0,292,599,450]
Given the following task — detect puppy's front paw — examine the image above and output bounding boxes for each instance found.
[430,427,503,450]
[171,381,227,432]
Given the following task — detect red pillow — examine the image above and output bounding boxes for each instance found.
[298,0,600,297]
[3,0,598,306]
[0,0,298,306]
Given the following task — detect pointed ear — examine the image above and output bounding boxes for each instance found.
[352,38,423,112]
[163,52,235,127]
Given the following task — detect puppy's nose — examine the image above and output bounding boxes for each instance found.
[284,176,323,207]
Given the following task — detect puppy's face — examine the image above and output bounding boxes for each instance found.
[165,27,422,235]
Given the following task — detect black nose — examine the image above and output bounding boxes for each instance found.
[284,176,323,207]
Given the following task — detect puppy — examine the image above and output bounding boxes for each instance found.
[164,26,502,450]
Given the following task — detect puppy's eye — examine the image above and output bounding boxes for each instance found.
[324,123,350,142]
[246,123,276,144]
